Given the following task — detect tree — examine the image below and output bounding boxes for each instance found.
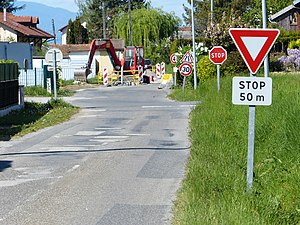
[77,0,146,40]
[67,17,89,44]
[113,8,180,58]
[0,0,24,12]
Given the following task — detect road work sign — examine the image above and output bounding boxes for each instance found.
[232,77,272,106]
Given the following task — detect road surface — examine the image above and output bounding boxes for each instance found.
[0,84,196,225]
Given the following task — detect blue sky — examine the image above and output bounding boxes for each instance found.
[18,0,187,21]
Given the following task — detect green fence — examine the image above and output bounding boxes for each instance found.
[0,63,19,108]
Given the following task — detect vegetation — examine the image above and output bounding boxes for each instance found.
[0,0,25,12]
[24,86,75,97]
[77,0,146,39]
[66,17,89,44]
[171,74,300,224]
[0,99,79,141]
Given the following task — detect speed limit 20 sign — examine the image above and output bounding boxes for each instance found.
[179,63,192,77]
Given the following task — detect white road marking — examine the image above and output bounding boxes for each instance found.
[142,106,173,108]
[67,165,80,173]
[93,136,129,139]
[95,127,123,130]
[75,131,105,136]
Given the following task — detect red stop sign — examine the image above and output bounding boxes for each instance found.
[209,46,227,64]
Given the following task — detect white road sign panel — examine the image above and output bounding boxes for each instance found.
[232,77,272,106]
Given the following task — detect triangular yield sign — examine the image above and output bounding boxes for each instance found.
[180,52,194,64]
[229,28,280,74]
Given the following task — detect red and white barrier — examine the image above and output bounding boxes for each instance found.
[103,67,109,86]
[156,63,161,79]
[161,62,165,77]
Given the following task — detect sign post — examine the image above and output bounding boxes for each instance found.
[230,28,280,191]
[45,48,63,100]
[179,62,193,93]
[170,53,178,86]
[209,46,227,92]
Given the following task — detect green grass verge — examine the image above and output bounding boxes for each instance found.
[0,99,79,141]
[171,74,300,224]
[25,86,75,97]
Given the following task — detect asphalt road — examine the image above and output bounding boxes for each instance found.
[0,84,196,225]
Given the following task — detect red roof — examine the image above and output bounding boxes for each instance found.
[0,12,53,39]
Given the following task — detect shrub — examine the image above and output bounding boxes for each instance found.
[278,48,300,71]
[222,51,248,76]
[197,56,216,82]
[269,52,285,72]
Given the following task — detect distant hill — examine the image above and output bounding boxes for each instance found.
[15,1,77,43]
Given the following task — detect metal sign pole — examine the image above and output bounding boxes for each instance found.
[217,64,220,92]
[182,76,186,94]
[262,0,269,78]
[53,50,58,100]
[247,72,256,191]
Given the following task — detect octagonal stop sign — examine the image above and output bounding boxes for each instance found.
[209,46,227,65]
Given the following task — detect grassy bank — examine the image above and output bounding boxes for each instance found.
[0,99,79,141]
[172,74,300,224]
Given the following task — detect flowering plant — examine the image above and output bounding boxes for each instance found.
[278,48,300,71]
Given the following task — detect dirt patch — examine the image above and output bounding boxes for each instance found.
[61,83,99,91]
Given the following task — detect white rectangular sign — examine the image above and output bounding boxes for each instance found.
[232,77,272,106]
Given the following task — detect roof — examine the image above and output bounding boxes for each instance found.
[270,0,300,21]
[50,39,125,57]
[0,12,53,39]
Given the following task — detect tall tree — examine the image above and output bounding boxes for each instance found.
[113,7,180,57]
[77,0,146,40]
[67,17,89,44]
[0,0,24,12]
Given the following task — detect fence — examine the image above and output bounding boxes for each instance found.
[0,63,19,108]
[19,67,76,87]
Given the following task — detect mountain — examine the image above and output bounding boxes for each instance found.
[15,1,77,43]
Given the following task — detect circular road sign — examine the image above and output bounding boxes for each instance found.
[179,63,193,77]
[170,53,177,65]
[209,46,227,65]
[45,48,63,64]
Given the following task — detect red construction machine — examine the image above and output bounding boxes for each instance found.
[74,39,144,81]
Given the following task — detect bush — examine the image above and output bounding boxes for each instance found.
[197,56,216,82]
[269,52,285,72]
[222,51,248,76]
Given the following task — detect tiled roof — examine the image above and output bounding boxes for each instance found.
[50,39,125,57]
[270,0,300,21]
[0,12,53,38]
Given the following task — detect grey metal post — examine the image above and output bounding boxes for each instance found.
[191,0,197,90]
[53,50,58,100]
[247,73,256,191]
[129,0,132,46]
[102,1,106,39]
[262,0,269,77]
[217,64,220,92]
[211,0,214,23]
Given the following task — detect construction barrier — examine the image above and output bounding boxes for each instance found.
[98,69,141,86]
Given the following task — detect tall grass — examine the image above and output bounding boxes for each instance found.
[172,75,300,224]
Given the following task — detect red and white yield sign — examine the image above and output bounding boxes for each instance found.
[179,63,193,77]
[229,28,280,74]
[209,46,227,64]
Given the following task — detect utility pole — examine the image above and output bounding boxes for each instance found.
[129,0,132,45]
[52,19,56,44]
[102,1,106,39]
[191,0,197,90]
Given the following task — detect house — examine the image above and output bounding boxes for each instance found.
[0,11,53,47]
[177,27,192,39]
[270,0,300,31]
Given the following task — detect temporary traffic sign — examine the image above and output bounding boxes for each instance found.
[229,28,280,74]
[209,46,227,64]
[179,63,192,77]
[180,52,194,64]
[170,53,177,64]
